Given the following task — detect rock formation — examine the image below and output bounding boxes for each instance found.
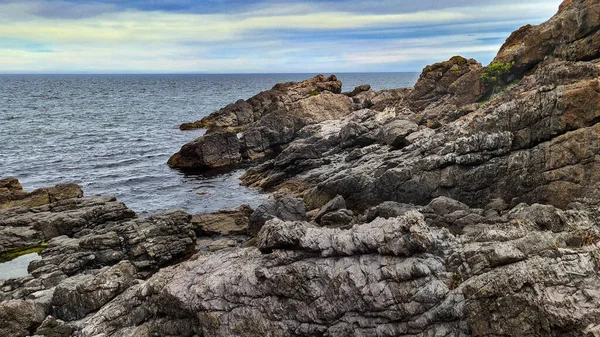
[3,0,600,336]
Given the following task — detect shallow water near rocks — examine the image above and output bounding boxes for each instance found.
[0,73,418,215]
[0,253,42,280]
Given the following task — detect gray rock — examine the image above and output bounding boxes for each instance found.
[380,119,419,148]
[425,197,470,216]
[364,201,418,222]
[248,196,307,236]
[319,209,354,228]
[0,299,46,337]
[51,261,137,321]
[34,315,73,337]
[314,195,346,223]
[167,131,242,170]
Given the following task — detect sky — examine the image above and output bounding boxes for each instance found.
[0,0,563,74]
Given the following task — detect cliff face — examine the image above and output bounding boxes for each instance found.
[3,0,600,336]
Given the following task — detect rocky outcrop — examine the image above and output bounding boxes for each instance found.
[167,131,242,169]
[42,201,600,337]
[0,178,82,210]
[195,74,343,130]
[5,0,600,336]
[0,191,196,304]
[192,204,253,236]
[169,75,352,170]
[409,56,485,112]
[495,0,600,77]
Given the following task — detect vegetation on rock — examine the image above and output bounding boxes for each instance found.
[481,61,514,87]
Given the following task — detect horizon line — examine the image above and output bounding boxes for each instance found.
[0,71,422,76]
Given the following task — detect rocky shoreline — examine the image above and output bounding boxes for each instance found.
[3,0,600,336]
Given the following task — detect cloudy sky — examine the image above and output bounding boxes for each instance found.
[0,0,563,74]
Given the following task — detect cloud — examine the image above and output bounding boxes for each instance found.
[0,0,564,73]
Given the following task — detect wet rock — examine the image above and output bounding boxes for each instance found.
[167,131,242,170]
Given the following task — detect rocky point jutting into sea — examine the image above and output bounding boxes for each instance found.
[2,0,600,336]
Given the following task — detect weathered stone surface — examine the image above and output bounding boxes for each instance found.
[199,74,343,129]
[0,299,46,337]
[51,261,136,321]
[168,131,242,170]
[34,315,73,337]
[192,204,253,236]
[170,75,352,170]
[380,119,419,148]
[364,201,418,222]
[495,0,600,77]
[6,1,600,336]
[319,209,354,228]
[344,83,371,97]
[248,196,307,236]
[0,178,83,210]
[409,56,485,112]
[314,195,346,223]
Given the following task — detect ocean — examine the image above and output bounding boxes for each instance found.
[0,73,419,215]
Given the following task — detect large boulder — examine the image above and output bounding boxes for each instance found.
[167,131,242,170]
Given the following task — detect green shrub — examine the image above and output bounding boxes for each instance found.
[481,61,514,87]
[309,90,320,96]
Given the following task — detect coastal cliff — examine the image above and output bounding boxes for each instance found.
[3,0,600,336]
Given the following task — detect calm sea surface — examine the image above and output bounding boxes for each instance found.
[0,73,419,215]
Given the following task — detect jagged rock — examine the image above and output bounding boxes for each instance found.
[31,209,195,277]
[314,195,346,223]
[51,262,136,321]
[0,178,83,210]
[345,84,371,97]
[0,196,135,254]
[248,196,307,235]
[409,56,485,112]
[379,119,419,148]
[0,299,46,337]
[170,75,352,170]
[318,209,354,228]
[34,315,73,337]
[199,74,343,129]
[191,205,253,236]
[364,201,418,222]
[167,131,242,170]
[338,121,375,149]
[495,0,600,77]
